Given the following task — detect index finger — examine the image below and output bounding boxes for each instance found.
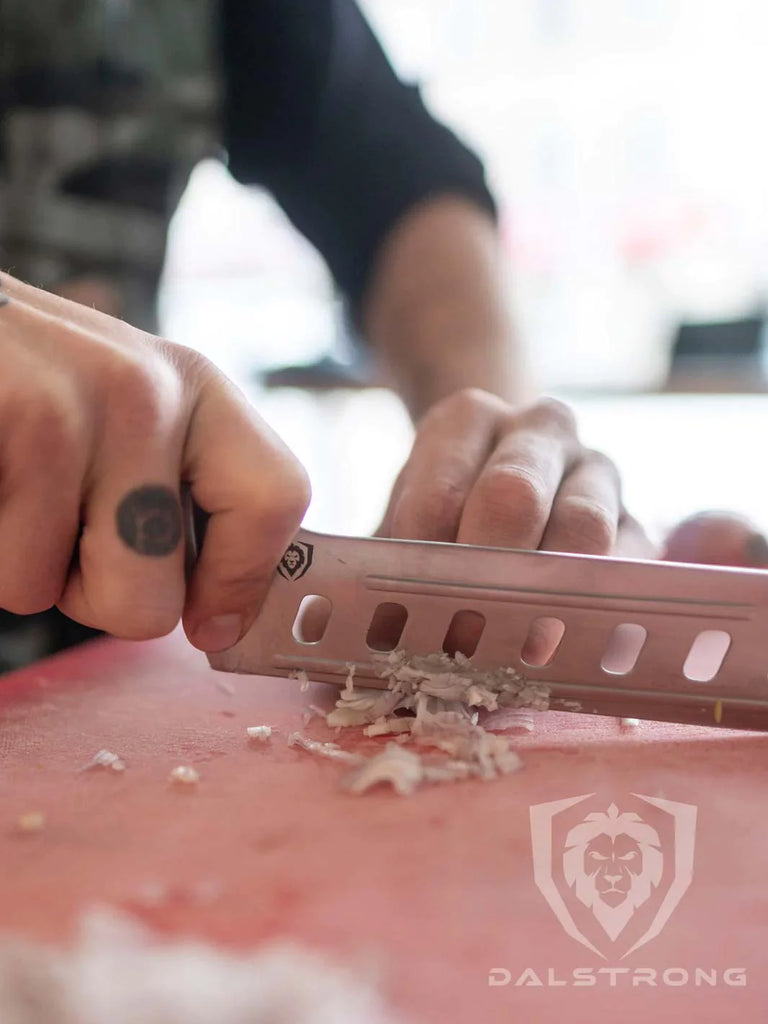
[181,371,310,652]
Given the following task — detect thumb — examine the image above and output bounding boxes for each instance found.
[663,511,768,568]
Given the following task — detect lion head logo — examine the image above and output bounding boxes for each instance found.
[563,803,663,941]
[530,793,696,958]
[277,541,313,581]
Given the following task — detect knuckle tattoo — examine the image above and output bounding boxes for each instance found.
[116,485,182,557]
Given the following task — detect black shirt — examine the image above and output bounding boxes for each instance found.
[1,0,496,322]
[221,0,496,308]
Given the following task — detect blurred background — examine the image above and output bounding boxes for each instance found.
[159,0,768,540]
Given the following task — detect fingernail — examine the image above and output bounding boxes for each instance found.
[746,532,768,567]
[193,614,243,652]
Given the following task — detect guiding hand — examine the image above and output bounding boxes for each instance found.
[378,389,652,559]
[0,274,310,651]
[664,512,768,568]
[377,389,653,663]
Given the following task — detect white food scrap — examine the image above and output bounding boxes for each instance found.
[342,743,426,797]
[169,765,200,786]
[246,726,273,742]
[377,649,550,712]
[326,686,402,728]
[287,732,365,766]
[15,811,45,835]
[343,663,356,694]
[0,909,403,1024]
[289,669,311,693]
[408,694,522,780]
[620,717,641,731]
[320,649,536,795]
[363,717,413,738]
[484,709,536,734]
[82,749,126,773]
[302,704,327,726]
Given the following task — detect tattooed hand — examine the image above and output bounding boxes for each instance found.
[0,273,310,651]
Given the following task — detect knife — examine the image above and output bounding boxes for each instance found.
[206,527,768,731]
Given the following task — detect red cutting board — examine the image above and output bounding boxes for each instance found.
[0,629,766,1023]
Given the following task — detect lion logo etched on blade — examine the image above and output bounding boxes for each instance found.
[277,541,314,581]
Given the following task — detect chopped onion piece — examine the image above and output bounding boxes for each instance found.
[16,811,45,834]
[289,669,311,692]
[342,743,425,796]
[83,749,126,773]
[169,765,200,786]
[363,717,413,738]
[246,726,273,742]
[291,650,539,796]
[287,732,364,765]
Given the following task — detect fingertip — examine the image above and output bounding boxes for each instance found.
[663,511,762,566]
[187,612,244,652]
[745,531,768,567]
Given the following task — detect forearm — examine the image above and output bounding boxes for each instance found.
[361,195,529,421]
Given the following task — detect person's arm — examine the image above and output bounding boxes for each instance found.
[223,0,524,412]
[361,195,524,419]
[222,0,652,561]
[220,0,500,328]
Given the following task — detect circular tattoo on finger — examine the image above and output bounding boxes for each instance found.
[116,485,182,557]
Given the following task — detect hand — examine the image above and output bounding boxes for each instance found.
[0,273,310,651]
[376,390,653,662]
[378,389,651,558]
[664,512,768,568]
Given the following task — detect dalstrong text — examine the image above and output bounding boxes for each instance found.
[488,967,747,988]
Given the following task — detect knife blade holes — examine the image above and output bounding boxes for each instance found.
[601,623,647,675]
[443,610,485,658]
[292,595,332,644]
[683,630,731,682]
[521,617,565,667]
[366,602,408,651]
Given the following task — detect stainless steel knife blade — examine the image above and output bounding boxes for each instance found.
[208,528,768,730]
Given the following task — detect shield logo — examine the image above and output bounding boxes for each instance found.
[277,541,314,581]
[529,793,697,958]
